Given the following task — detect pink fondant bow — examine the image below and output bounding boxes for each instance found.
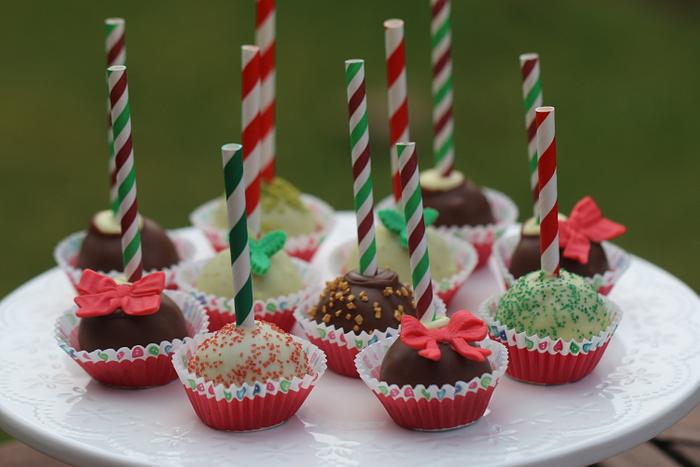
[400,311,491,362]
[74,269,165,318]
[559,196,626,264]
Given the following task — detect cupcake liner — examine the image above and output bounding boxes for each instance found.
[377,188,518,268]
[54,230,196,291]
[354,337,508,431]
[175,257,320,333]
[328,232,478,306]
[189,194,336,262]
[295,296,447,378]
[54,291,209,388]
[171,333,326,431]
[491,231,632,296]
[478,293,623,385]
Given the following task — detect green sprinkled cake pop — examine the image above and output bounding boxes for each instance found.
[495,270,608,341]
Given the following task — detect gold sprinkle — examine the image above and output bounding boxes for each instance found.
[383,287,394,297]
[359,291,369,302]
[346,302,357,310]
[345,313,352,320]
[335,310,342,317]
[401,287,410,297]
[308,307,317,318]
[354,315,364,325]
[322,314,331,323]
[353,324,361,332]
[374,310,382,319]
[347,294,355,302]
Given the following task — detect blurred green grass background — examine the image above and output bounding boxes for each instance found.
[1,0,699,298]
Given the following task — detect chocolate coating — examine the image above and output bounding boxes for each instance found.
[78,294,188,351]
[77,216,179,272]
[508,231,609,279]
[380,339,492,387]
[308,269,416,333]
[422,178,495,227]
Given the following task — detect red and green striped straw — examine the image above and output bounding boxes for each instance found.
[535,106,559,277]
[105,18,126,214]
[345,59,378,277]
[396,142,435,321]
[520,53,543,219]
[221,143,254,328]
[107,65,143,282]
[430,0,454,175]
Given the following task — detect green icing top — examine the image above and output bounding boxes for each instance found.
[495,270,608,341]
[261,177,306,211]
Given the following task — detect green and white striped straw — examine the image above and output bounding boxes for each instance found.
[345,59,378,276]
[221,143,254,328]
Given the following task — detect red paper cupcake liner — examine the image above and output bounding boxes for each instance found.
[184,383,314,431]
[354,337,508,431]
[375,386,496,431]
[501,340,611,385]
[172,334,326,432]
[306,335,360,378]
[75,354,178,388]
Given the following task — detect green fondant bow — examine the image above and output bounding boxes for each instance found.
[250,230,287,276]
[378,208,438,249]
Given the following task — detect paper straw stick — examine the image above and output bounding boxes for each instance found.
[396,142,435,321]
[241,45,262,236]
[221,143,255,329]
[430,0,454,176]
[535,106,559,277]
[105,18,126,214]
[520,53,543,219]
[256,0,276,181]
[107,65,143,282]
[384,19,411,204]
[345,59,378,277]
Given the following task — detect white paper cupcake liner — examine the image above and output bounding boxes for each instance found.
[478,293,623,385]
[189,194,336,261]
[491,231,632,295]
[171,332,326,431]
[54,291,209,387]
[53,230,196,290]
[377,188,518,267]
[328,231,477,304]
[354,336,507,431]
[175,257,321,332]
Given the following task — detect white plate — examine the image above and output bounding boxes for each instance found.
[1,213,699,467]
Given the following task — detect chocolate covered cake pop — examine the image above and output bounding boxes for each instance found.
[76,210,179,272]
[309,269,416,334]
[420,168,494,227]
[75,270,188,352]
[508,197,625,279]
[380,311,492,387]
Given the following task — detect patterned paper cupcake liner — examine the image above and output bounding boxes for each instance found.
[354,336,507,431]
[54,230,196,291]
[294,296,447,378]
[491,231,632,296]
[189,194,335,262]
[478,294,623,385]
[328,233,477,306]
[171,333,326,431]
[54,291,209,388]
[175,257,320,333]
[377,187,518,268]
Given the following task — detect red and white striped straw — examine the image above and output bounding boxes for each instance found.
[241,45,263,236]
[105,18,126,213]
[384,19,411,204]
[256,0,276,181]
[535,106,559,277]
